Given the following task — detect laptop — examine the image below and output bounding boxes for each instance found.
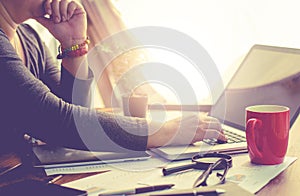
[33,145,151,168]
[150,44,300,160]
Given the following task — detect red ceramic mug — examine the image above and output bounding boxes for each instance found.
[246,105,290,165]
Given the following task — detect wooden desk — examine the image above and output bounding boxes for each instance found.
[0,152,102,187]
[1,116,299,195]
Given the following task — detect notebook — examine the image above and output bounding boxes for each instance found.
[32,145,150,168]
[150,44,300,160]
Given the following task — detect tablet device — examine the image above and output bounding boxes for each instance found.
[32,145,150,168]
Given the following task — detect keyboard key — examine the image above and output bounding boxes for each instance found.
[202,128,246,145]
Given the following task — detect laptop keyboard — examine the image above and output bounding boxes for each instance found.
[203,129,246,145]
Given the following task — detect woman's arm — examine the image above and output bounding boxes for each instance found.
[18,23,93,107]
[41,39,94,107]
[0,30,148,152]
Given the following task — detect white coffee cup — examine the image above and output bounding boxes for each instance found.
[122,93,148,118]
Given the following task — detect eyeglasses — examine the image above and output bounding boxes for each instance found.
[162,153,232,187]
[193,158,230,188]
[163,153,232,175]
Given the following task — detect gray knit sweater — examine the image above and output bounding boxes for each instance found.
[0,24,148,153]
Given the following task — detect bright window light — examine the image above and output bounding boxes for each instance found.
[113,0,300,104]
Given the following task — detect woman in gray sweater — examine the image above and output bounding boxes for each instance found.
[0,0,226,154]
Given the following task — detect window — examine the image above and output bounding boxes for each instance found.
[111,0,300,105]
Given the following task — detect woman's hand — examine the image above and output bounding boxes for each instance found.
[147,113,227,148]
[35,0,87,48]
[35,0,89,79]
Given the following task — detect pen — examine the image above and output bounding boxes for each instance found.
[47,175,63,184]
[0,163,22,176]
[99,184,175,195]
[149,188,226,196]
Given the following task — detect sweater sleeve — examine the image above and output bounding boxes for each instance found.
[0,29,148,152]
[25,25,94,107]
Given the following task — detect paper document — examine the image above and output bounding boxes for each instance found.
[226,155,297,193]
[45,155,166,176]
[139,154,297,194]
[63,169,160,196]
[62,154,297,195]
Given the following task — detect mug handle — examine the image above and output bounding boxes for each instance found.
[246,118,263,159]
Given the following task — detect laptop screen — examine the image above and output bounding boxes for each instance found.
[211,44,300,130]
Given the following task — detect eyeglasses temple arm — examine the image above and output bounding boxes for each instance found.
[193,164,214,188]
[162,162,197,176]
